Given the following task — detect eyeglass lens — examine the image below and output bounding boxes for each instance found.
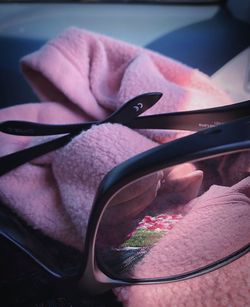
[95,149,250,280]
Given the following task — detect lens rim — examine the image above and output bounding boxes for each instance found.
[97,244,250,284]
[80,116,250,293]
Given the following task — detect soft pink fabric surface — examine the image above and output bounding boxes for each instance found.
[0,28,248,306]
[116,254,250,307]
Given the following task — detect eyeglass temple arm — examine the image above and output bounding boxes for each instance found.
[0,93,163,176]
[126,100,250,131]
[0,92,163,136]
[0,121,95,136]
[0,133,76,176]
[0,100,249,136]
[0,100,249,176]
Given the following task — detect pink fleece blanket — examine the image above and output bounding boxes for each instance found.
[0,28,249,306]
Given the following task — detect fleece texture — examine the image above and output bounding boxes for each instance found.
[116,253,250,307]
[0,28,248,306]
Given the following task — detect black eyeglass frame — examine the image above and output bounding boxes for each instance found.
[0,94,249,295]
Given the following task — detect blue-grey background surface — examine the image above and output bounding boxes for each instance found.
[0,2,249,107]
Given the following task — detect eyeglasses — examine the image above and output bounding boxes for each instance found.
[0,92,249,295]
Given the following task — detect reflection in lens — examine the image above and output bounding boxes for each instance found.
[95,150,250,280]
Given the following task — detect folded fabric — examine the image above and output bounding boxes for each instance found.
[0,27,247,307]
